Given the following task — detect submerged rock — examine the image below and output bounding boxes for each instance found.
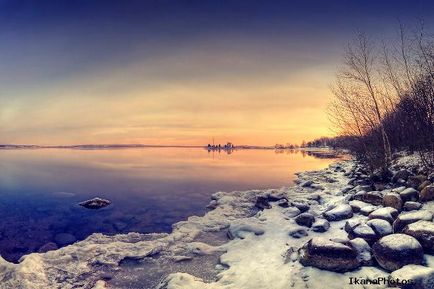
[299,237,360,272]
[372,234,424,271]
[79,197,111,209]
[54,233,77,246]
[38,242,58,253]
[323,204,353,221]
[402,220,434,253]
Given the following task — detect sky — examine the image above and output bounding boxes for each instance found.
[1,0,434,146]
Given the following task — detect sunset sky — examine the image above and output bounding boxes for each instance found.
[1,0,434,146]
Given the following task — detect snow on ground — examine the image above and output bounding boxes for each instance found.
[0,158,432,289]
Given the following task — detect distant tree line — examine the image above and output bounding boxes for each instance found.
[319,23,434,172]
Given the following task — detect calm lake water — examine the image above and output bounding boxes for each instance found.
[0,147,340,262]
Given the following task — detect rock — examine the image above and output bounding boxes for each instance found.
[54,233,77,246]
[383,192,403,211]
[277,199,289,208]
[283,207,301,218]
[393,210,433,232]
[360,205,378,216]
[299,237,360,272]
[392,169,411,183]
[418,180,431,191]
[420,185,434,202]
[300,180,314,187]
[38,242,58,253]
[392,186,407,193]
[113,221,128,231]
[78,197,111,209]
[363,191,384,206]
[407,175,427,189]
[288,227,308,238]
[255,196,272,210]
[323,204,353,221]
[292,202,310,213]
[344,219,361,233]
[349,238,373,266]
[349,200,369,213]
[402,220,434,253]
[341,185,354,194]
[366,219,393,237]
[368,207,399,223]
[312,219,330,232]
[295,213,315,227]
[348,224,377,243]
[399,188,419,203]
[372,234,424,271]
[403,201,423,211]
[390,265,434,289]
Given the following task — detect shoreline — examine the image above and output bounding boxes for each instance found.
[0,153,433,289]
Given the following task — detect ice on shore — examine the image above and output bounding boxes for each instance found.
[0,158,433,289]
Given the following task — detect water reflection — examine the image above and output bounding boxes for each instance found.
[0,147,340,262]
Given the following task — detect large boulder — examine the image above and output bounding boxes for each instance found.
[366,219,393,238]
[402,220,434,253]
[295,213,315,227]
[420,185,434,202]
[372,234,424,271]
[383,192,403,211]
[390,265,434,289]
[299,238,360,272]
[393,210,433,232]
[323,204,353,221]
[368,207,399,223]
[399,188,419,203]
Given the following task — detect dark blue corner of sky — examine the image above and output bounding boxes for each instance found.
[0,0,434,90]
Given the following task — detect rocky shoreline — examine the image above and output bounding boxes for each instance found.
[0,153,433,289]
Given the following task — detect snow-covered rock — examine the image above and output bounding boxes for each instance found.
[312,219,330,233]
[390,265,434,289]
[349,200,369,213]
[366,219,393,238]
[359,205,378,216]
[295,213,315,227]
[372,234,424,271]
[403,201,423,211]
[323,204,353,221]
[299,237,360,272]
[288,227,308,238]
[402,220,434,253]
[348,224,377,243]
[399,187,419,203]
[368,207,399,223]
[392,210,433,232]
[349,238,373,266]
